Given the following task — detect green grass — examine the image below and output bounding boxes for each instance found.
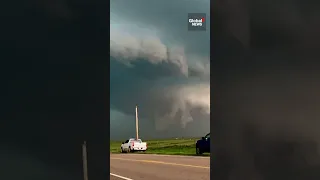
[110,138,210,156]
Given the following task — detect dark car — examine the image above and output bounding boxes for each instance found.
[196,133,210,155]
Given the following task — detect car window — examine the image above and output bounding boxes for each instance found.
[125,140,129,143]
[205,133,210,139]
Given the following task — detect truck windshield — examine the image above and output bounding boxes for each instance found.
[132,140,142,143]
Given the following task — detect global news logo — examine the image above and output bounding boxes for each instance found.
[188,13,206,31]
[188,18,205,27]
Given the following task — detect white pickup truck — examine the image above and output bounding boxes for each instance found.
[121,138,147,153]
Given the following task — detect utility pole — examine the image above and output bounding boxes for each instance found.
[135,105,139,140]
[82,141,88,180]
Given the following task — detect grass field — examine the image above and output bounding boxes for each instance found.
[110,138,210,156]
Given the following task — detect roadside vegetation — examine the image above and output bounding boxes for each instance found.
[110,138,210,156]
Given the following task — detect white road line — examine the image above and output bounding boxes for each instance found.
[110,173,134,180]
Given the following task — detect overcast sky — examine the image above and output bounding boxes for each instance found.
[110,0,210,140]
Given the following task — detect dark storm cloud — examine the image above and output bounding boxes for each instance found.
[111,0,210,55]
[110,0,210,140]
[110,57,210,137]
[110,32,189,76]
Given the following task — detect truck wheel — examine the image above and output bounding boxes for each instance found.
[196,147,203,155]
[121,147,124,153]
[127,147,131,153]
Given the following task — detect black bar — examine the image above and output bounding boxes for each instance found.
[0,0,110,180]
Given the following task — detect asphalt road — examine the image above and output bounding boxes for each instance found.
[110,153,210,180]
